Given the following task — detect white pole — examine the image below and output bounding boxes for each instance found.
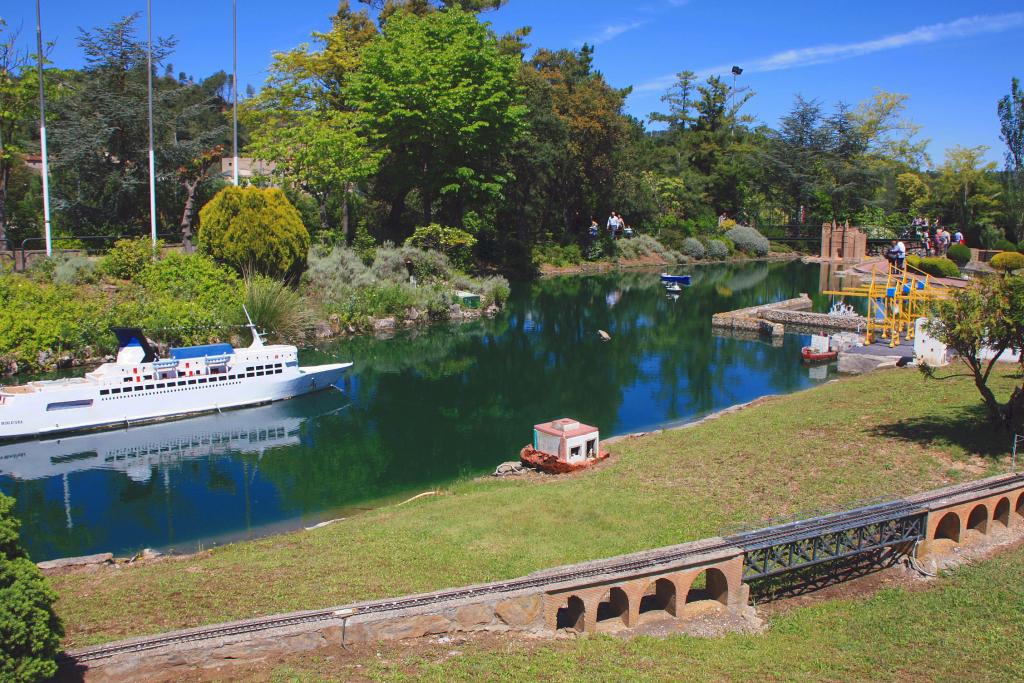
[35,0,53,256]
[146,0,158,246]
[232,0,239,186]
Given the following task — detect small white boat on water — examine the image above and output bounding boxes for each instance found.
[0,313,352,442]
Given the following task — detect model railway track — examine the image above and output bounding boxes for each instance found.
[72,473,1024,663]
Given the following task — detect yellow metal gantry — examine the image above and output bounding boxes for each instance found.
[823,263,947,347]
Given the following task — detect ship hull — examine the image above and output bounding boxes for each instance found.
[0,363,351,442]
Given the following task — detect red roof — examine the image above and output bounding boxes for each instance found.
[534,418,598,439]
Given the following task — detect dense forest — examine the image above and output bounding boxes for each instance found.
[2,0,1023,266]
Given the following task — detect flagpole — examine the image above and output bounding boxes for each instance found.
[35,0,53,256]
[232,0,239,186]
[146,0,158,246]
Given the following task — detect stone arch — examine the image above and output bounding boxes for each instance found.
[595,587,630,627]
[555,595,585,631]
[993,497,1011,529]
[966,504,989,535]
[638,577,677,618]
[934,511,961,543]
[1016,492,1024,521]
[684,567,729,606]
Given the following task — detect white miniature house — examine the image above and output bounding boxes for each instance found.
[532,418,600,464]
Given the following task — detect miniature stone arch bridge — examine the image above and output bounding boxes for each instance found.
[544,473,1024,633]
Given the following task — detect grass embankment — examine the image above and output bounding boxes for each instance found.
[51,369,1019,648]
[274,542,1024,682]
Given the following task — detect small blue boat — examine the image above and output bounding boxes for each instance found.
[660,273,691,285]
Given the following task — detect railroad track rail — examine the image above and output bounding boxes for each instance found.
[72,473,1024,662]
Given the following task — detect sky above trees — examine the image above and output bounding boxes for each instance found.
[4,0,1021,164]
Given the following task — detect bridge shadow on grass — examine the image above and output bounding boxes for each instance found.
[868,404,1008,460]
[749,545,908,602]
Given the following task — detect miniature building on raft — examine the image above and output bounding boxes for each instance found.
[520,418,609,474]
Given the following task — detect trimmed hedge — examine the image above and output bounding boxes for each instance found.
[198,186,310,279]
[991,251,1024,272]
[907,255,960,278]
[993,239,1017,253]
[681,237,706,260]
[405,224,477,272]
[724,226,770,257]
[946,243,971,267]
[0,493,63,682]
[706,239,729,260]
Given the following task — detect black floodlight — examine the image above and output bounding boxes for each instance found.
[731,65,743,76]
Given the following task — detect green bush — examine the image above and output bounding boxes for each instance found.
[120,253,244,346]
[198,186,310,279]
[769,241,794,253]
[681,237,706,259]
[244,274,314,344]
[993,239,1018,253]
[0,275,115,370]
[909,256,960,278]
[404,224,477,272]
[52,255,99,285]
[533,243,582,267]
[946,243,971,267]
[304,246,376,294]
[615,234,681,263]
[724,226,770,256]
[705,239,729,260]
[0,493,63,682]
[372,245,453,284]
[991,251,1024,272]
[100,237,162,280]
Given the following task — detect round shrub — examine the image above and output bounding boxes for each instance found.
[705,239,729,260]
[100,237,162,280]
[946,243,971,267]
[404,224,477,272]
[0,493,63,682]
[724,226,770,257]
[198,186,310,279]
[681,237,706,260]
[993,238,1017,253]
[991,251,1024,272]
[911,256,960,278]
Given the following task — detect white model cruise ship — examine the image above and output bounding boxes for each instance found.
[0,316,352,441]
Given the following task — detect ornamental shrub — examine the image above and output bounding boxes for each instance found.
[705,239,729,260]
[404,224,477,272]
[532,243,582,267]
[100,237,162,280]
[911,256,960,278]
[372,245,453,284]
[946,243,971,267]
[0,493,63,682]
[615,234,681,262]
[724,226,770,256]
[994,238,1017,253]
[991,251,1024,272]
[197,186,310,280]
[681,237,706,260]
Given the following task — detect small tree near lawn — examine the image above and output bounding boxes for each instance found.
[925,275,1024,432]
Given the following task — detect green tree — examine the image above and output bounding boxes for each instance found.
[49,15,227,236]
[0,492,63,682]
[348,8,525,237]
[933,145,1000,241]
[926,275,1024,432]
[243,2,380,240]
[197,185,310,279]
[998,77,1024,241]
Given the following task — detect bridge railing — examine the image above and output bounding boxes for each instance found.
[3,233,183,272]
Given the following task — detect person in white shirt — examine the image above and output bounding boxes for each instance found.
[895,239,906,271]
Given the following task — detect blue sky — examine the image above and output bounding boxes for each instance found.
[5,0,1022,165]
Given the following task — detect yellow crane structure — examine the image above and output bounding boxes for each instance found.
[823,263,947,347]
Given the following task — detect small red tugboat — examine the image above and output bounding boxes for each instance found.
[800,346,839,363]
[520,418,608,474]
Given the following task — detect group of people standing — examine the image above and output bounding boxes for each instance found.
[911,217,963,257]
[589,212,633,239]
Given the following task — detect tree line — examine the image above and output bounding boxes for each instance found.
[1,1,1023,266]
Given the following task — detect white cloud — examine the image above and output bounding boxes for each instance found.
[583,19,650,45]
[637,12,1024,92]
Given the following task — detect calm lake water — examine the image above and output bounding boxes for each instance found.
[2,260,845,561]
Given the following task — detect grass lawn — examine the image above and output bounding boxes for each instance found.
[51,367,1020,648]
[271,541,1024,682]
